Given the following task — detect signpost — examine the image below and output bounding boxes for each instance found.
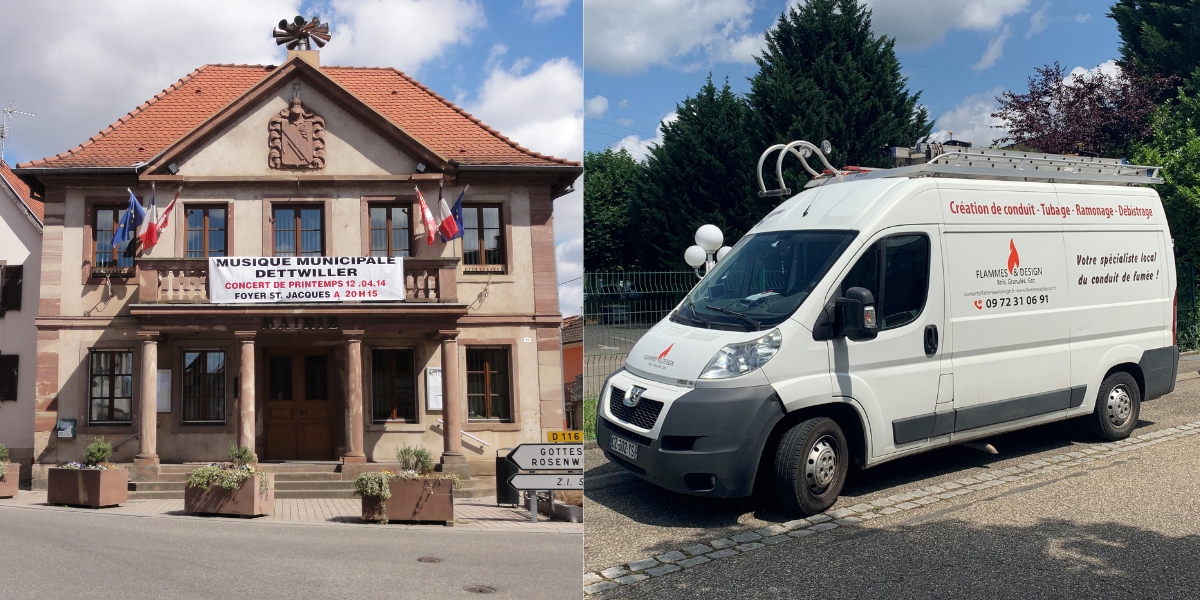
[506,442,584,523]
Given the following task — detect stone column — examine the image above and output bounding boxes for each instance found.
[343,330,367,464]
[439,330,469,478]
[235,331,256,455]
[134,331,160,467]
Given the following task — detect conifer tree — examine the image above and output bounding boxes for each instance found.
[748,0,932,187]
[583,148,642,272]
[633,76,761,271]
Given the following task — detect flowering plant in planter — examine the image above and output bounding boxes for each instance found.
[187,444,270,496]
[0,443,11,480]
[60,437,117,469]
[354,445,461,524]
[0,443,17,498]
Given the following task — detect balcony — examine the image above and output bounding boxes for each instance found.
[135,257,460,304]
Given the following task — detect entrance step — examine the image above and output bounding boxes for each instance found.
[275,489,358,499]
[455,478,496,499]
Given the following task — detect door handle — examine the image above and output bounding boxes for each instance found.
[300,410,306,418]
[924,325,939,356]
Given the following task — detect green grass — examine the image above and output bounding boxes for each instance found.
[583,397,598,441]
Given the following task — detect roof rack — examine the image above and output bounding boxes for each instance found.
[756,142,1163,196]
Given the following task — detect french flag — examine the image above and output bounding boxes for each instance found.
[138,184,160,248]
[112,189,146,254]
[437,183,465,242]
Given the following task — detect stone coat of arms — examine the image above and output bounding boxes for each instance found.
[269,84,326,170]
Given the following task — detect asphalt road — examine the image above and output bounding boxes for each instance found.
[0,507,581,599]
[585,359,1200,577]
[605,430,1200,599]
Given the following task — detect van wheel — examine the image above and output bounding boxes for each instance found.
[774,417,848,515]
[1087,372,1141,441]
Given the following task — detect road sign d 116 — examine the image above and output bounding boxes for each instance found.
[507,443,584,471]
[508,473,583,490]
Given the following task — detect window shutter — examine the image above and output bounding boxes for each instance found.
[0,265,22,312]
[0,355,18,401]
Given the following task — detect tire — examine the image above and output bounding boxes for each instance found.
[1087,371,1141,441]
[774,417,849,515]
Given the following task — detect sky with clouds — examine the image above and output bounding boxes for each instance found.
[584,0,1123,160]
[0,0,584,316]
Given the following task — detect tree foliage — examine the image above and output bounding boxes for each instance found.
[1110,0,1200,89]
[993,62,1161,158]
[633,76,761,271]
[1133,91,1200,265]
[583,148,642,271]
[748,0,932,185]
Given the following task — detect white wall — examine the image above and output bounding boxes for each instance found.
[0,184,41,467]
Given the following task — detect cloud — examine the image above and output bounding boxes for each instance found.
[973,24,1011,70]
[0,0,298,165]
[585,95,609,118]
[860,0,1029,48]
[466,57,583,315]
[613,112,678,160]
[1027,2,1050,38]
[584,0,757,75]
[927,87,1006,148]
[525,0,571,22]
[321,0,485,74]
[1068,59,1120,80]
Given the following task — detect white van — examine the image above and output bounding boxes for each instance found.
[596,144,1179,515]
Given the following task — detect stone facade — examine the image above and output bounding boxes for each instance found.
[14,53,580,485]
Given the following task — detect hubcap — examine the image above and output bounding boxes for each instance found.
[805,436,838,494]
[1106,384,1133,428]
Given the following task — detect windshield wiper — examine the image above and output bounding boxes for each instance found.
[705,305,761,331]
[685,298,713,328]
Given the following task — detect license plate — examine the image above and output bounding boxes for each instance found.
[609,434,640,462]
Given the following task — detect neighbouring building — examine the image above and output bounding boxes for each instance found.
[13,48,580,489]
[0,161,43,479]
[560,314,582,429]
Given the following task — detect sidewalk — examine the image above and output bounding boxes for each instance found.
[0,491,581,533]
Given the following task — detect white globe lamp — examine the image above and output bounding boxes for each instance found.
[716,246,732,262]
[695,224,723,253]
[684,245,707,269]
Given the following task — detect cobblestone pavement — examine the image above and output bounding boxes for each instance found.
[0,491,581,533]
[585,365,1200,595]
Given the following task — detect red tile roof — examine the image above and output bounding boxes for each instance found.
[18,64,577,170]
[561,314,582,345]
[0,161,43,223]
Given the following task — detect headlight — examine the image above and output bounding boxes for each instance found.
[699,329,782,379]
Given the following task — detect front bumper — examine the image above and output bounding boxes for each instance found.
[596,375,785,498]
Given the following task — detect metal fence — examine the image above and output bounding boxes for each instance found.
[582,271,697,398]
[1178,262,1199,352]
[581,263,1200,398]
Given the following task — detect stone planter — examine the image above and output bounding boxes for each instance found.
[47,468,128,508]
[537,497,583,522]
[361,478,454,525]
[184,474,274,517]
[0,463,19,498]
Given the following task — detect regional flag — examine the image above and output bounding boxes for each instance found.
[416,186,438,245]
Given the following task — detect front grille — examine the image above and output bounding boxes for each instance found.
[608,386,665,430]
[600,417,653,446]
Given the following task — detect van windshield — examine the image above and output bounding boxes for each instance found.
[675,230,856,331]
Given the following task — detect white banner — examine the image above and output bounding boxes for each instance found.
[208,257,404,303]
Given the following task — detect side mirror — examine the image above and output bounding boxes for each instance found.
[834,287,878,341]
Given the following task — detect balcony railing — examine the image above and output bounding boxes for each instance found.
[135,257,460,304]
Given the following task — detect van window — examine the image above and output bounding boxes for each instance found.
[678,230,856,330]
[840,234,930,330]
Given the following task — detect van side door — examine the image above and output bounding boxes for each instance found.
[828,226,946,458]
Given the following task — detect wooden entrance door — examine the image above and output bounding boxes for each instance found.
[265,350,334,460]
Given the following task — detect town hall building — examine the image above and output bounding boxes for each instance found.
[13,47,580,491]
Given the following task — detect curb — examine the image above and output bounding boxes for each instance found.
[583,419,1200,594]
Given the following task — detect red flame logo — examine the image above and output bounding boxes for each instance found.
[658,344,675,360]
[1007,239,1020,274]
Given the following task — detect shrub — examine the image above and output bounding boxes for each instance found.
[83,438,113,466]
[396,445,434,474]
[228,443,256,467]
[0,443,9,464]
